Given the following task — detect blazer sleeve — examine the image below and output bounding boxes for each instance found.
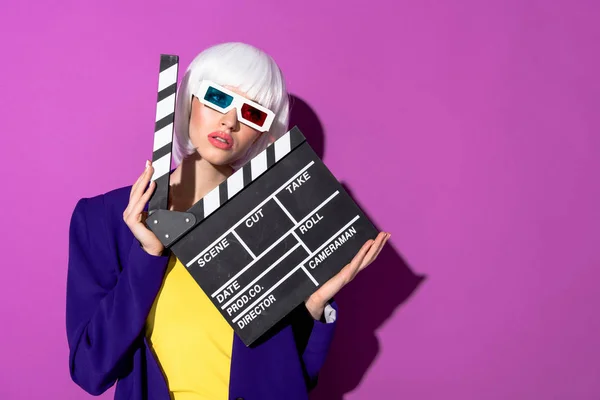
[65,197,170,395]
[295,301,338,388]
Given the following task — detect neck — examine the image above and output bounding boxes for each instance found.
[167,152,233,212]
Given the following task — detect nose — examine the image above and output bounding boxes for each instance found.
[220,108,238,130]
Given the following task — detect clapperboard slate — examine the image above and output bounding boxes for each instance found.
[146,55,378,346]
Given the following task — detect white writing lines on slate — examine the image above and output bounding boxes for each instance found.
[301,265,319,286]
[272,197,316,284]
[273,192,318,286]
[210,190,340,299]
[273,196,298,224]
[292,231,312,254]
[220,243,302,310]
[186,161,316,268]
[231,230,256,259]
[232,215,361,324]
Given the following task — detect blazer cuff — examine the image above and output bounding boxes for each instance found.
[126,240,171,306]
[308,300,338,346]
[323,303,337,323]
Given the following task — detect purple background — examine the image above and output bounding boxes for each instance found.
[2,0,599,399]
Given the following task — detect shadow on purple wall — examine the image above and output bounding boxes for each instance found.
[289,95,425,400]
[311,187,424,400]
[288,95,326,160]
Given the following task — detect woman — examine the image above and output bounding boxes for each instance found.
[66,42,390,400]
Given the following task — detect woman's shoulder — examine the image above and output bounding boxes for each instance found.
[72,184,134,231]
[75,184,132,211]
[70,184,138,261]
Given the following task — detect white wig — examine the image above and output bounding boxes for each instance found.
[173,42,290,170]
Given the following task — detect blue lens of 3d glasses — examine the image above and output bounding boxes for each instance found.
[204,86,233,109]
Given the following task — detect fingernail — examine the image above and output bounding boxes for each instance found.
[145,160,150,169]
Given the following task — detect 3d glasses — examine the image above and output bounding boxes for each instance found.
[194,80,276,133]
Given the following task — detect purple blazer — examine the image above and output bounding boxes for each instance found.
[66,184,337,400]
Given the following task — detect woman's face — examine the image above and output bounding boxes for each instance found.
[188,86,263,167]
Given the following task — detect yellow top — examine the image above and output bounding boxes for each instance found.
[145,254,234,400]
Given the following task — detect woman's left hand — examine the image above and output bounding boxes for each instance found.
[305,231,391,320]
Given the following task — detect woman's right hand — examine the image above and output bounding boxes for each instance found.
[123,160,165,256]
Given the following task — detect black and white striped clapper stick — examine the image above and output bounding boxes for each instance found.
[148,54,178,214]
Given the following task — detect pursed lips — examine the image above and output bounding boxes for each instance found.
[208,131,234,149]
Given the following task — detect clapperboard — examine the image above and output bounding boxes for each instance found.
[146,55,378,346]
